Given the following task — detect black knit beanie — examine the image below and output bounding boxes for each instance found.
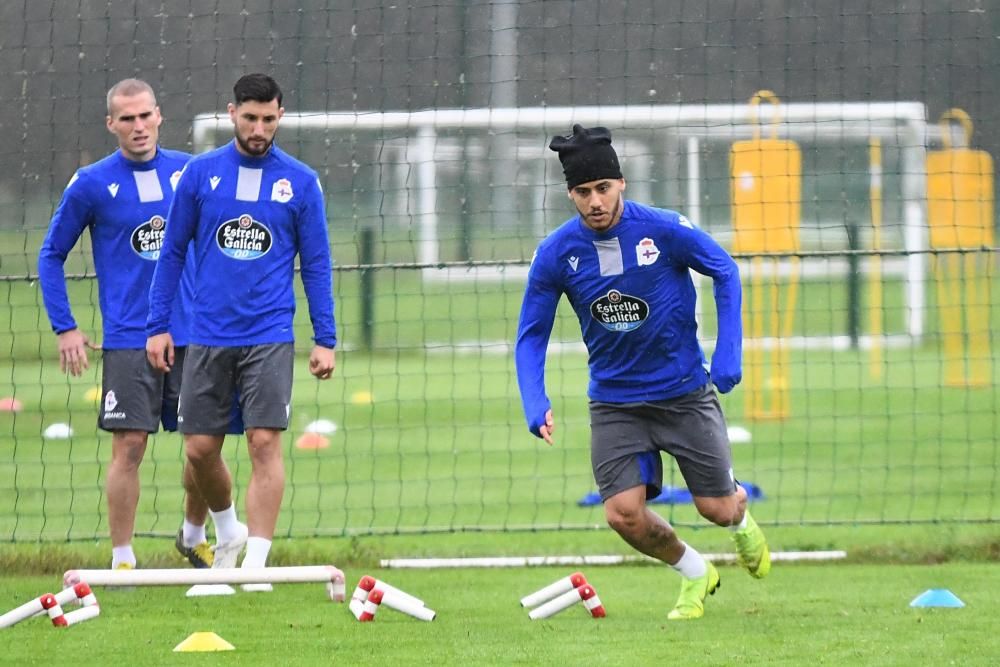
[548,124,623,189]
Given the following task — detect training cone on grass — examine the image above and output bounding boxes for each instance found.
[83,387,102,404]
[43,423,73,439]
[174,632,235,652]
[350,390,374,405]
[0,396,22,412]
[304,419,338,435]
[910,589,965,608]
[186,584,236,597]
[727,425,752,444]
[295,432,330,450]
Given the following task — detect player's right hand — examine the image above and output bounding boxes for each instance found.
[57,328,99,377]
[145,333,175,372]
[534,409,555,445]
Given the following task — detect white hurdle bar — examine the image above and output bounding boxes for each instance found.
[64,566,346,601]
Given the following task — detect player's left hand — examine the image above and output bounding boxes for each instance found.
[710,355,741,394]
[309,345,336,380]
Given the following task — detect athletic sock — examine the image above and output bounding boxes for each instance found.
[111,545,136,569]
[670,543,708,579]
[209,505,241,544]
[241,537,272,568]
[182,519,207,548]
[730,511,750,532]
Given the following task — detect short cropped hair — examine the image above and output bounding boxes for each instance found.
[233,73,282,107]
[106,78,156,116]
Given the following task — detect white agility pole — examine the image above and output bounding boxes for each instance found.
[61,606,100,627]
[64,566,346,601]
[382,550,848,569]
[1,595,49,629]
[520,571,588,608]
[351,575,424,608]
[379,590,436,622]
[528,584,605,621]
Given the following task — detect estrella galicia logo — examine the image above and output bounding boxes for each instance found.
[216,214,272,260]
[590,289,649,332]
[131,215,166,260]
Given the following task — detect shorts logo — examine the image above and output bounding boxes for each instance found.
[636,238,660,266]
[216,215,272,260]
[271,178,293,203]
[104,390,118,412]
[131,215,167,260]
[590,289,649,332]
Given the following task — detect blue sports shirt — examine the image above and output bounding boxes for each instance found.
[514,200,743,437]
[146,141,336,348]
[38,147,195,349]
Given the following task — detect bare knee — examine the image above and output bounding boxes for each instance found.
[111,431,147,471]
[185,435,223,467]
[604,492,672,543]
[694,492,746,527]
[246,429,282,466]
[605,502,644,538]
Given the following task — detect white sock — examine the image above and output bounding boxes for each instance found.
[670,543,708,579]
[730,511,749,532]
[241,537,272,568]
[182,519,207,547]
[209,505,241,544]
[111,545,136,568]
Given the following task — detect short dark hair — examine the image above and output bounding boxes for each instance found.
[233,73,282,107]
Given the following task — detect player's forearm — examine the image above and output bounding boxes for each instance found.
[300,258,336,348]
[145,252,186,335]
[37,245,77,334]
[713,271,743,359]
[514,322,555,431]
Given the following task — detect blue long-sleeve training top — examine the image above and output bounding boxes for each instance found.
[38,147,195,349]
[146,141,336,348]
[514,200,742,435]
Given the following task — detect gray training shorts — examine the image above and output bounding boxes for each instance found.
[178,343,293,434]
[590,383,737,502]
[99,347,185,433]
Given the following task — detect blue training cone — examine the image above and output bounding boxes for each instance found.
[909,589,965,608]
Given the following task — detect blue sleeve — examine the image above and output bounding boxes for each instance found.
[296,177,337,348]
[147,166,198,337]
[514,250,562,437]
[37,174,92,334]
[671,222,743,393]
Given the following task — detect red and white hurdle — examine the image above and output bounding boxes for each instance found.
[1,582,100,629]
[348,574,436,622]
[520,571,606,620]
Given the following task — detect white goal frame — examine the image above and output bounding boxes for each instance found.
[193,102,938,342]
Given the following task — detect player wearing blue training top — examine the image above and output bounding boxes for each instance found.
[38,78,221,571]
[514,125,770,620]
[146,74,336,580]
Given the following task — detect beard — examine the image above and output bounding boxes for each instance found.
[235,132,273,157]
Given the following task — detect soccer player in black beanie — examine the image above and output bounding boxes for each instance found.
[516,124,770,620]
